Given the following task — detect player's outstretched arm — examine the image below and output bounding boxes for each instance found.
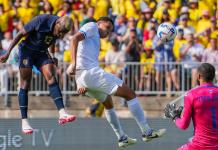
[174,93,193,130]
[67,32,85,75]
[0,29,28,63]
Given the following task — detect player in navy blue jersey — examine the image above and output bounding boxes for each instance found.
[0,14,76,134]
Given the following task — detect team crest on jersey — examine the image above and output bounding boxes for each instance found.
[23,59,28,66]
[44,36,53,45]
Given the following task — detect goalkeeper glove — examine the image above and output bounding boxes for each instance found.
[164,104,183,121]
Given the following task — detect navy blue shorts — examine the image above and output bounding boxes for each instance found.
[18,46,53,69]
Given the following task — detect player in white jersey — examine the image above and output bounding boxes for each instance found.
[67,17,166,148]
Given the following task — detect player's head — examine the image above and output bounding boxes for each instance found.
[197,63,215,85]
[97,17,114,38]
[54,16,73,38]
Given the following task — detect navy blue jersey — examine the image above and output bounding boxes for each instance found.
[19,14,59,52]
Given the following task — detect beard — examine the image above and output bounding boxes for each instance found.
[196,79,200,85]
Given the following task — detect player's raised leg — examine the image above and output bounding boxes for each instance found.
[41,64,76,125]
[102,95,137,148]
[19,68,33,134]
[115,83,166,142]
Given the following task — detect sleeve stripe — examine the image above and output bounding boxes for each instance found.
[79,30,87,38]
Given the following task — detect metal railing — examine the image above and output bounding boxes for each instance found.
[1,62,218,106]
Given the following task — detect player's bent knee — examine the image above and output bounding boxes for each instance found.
[122,84,136,97]
[125,90,136,100]
[115,84,136,100]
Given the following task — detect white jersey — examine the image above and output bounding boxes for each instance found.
[76,22,100,70]
[75,23,123,102]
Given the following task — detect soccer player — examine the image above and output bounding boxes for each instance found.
[67,16,166,148]
[165,63,218,150]
[0,14,76,134]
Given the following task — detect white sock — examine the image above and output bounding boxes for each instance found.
[59,108,68,118]
[105,108,125,140]
[127,98,151,134]
[22,119,33,130]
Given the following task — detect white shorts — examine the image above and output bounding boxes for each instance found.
[75,67,123,102]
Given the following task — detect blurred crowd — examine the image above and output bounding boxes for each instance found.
[0,0,218,95]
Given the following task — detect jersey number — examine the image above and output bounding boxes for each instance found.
[211,107,217,129]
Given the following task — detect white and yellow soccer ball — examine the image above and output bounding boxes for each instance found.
[157,22,177,43]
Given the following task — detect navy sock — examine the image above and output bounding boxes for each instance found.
[18,89,28,119]
[49,82,64,110]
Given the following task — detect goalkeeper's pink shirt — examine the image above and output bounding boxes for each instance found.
[176,83,218,150]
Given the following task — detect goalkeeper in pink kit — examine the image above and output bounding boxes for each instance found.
[165,63,218,150]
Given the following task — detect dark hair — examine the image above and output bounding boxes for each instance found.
[97,16,114,27]
[197,63,215,82]
[110,38,119,46]
[130,28,136,33]
[64,0,71,5]
[0,4,3,9]
[178,28,184,34]
[13,16,19,22]
[150,27,156,32]
[163,9,169,15]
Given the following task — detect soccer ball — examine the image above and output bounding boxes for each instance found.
[157,22,177,43]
